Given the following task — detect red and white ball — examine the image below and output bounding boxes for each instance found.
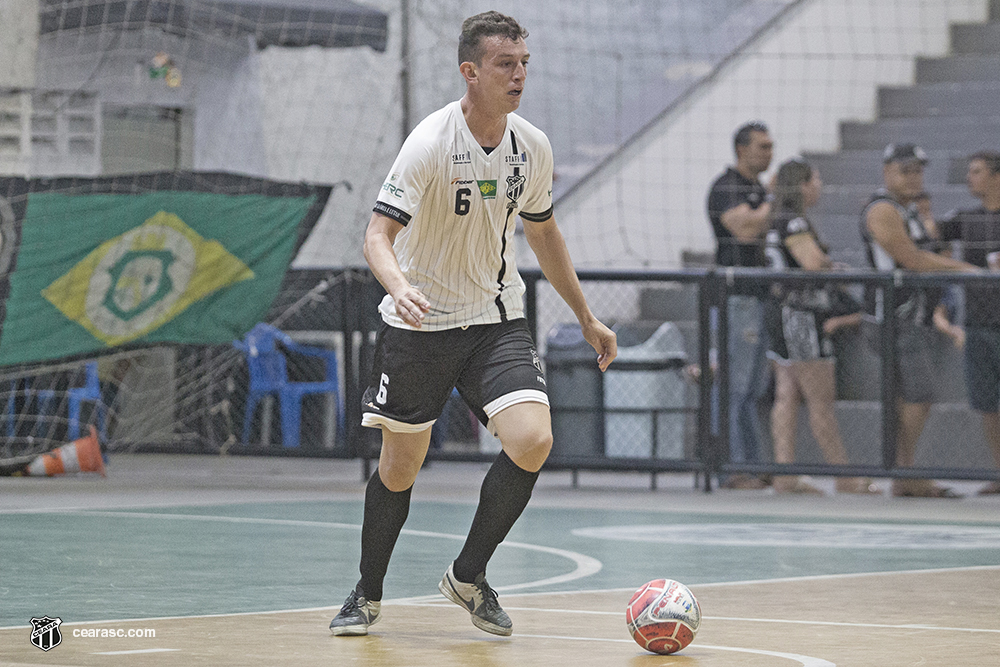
[626,579,701,655]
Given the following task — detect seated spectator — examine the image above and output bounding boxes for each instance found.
[764,157,878,494]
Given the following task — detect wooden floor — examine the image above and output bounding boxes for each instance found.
[2,568,998,666]
[2,455,999,666]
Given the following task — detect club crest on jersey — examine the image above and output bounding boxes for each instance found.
[452,151,472,165]
[505,174,526,209]
[505,152,527,164]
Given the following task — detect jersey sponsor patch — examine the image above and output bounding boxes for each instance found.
[477,180,497,199]
[381,181,404,198]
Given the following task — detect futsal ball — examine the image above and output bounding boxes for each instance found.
[626,579,701,655]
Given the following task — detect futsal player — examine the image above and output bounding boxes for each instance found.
[329,11,617,637]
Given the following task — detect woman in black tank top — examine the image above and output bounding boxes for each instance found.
[766,158,877,495]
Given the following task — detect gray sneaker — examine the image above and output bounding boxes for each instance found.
[438,563,512,636]
[329,590,381,636]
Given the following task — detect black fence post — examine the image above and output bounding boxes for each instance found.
[715,269,731,485]
[880,273,899,473]
[697,271,716,492]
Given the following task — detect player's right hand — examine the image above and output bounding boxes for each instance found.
[393,286,431,328]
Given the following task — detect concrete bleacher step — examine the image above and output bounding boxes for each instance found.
[916,54,1000,84]
[807,214,863,256]
[878,82,1000,118]
[813,185,972,217]
[802,149,954,185]
[950,22,1000,55]
[840,117,1000,151]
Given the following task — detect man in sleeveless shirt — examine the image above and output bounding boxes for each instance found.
[860,143,979,497]
[329,12,617,638]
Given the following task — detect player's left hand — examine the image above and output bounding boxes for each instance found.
[581,319,617,372]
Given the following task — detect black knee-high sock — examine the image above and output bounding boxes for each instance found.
[452,450,539,583]
[357,469,411,601]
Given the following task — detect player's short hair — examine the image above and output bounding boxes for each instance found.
[459,11,528,66]
[969,150,1000,175]
[733,121,769,151]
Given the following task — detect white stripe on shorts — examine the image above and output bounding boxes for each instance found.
[361,413,437,434]
[483,389,550,437]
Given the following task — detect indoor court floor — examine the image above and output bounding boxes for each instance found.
[1,454,999,666]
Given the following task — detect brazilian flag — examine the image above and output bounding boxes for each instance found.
[0,173,330,365]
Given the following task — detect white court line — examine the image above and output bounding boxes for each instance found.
[91,648,180,655]
[517,635,834,667]
[62,510,602,592]
[0,509,600,629]
[489,563,1000,599]
[2,512,996,632]
[402,605,998,635]
[70,510,601,590]
[392,602,1000,635]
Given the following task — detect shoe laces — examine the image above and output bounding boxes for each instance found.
[475,577,501,612]
[340,590,362,614]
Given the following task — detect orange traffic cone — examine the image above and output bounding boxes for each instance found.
[25,426,105,477]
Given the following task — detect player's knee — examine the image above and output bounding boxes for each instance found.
[529,429,553,459]
[378,449,425,491]
[509,428,552,469]
[379,464,419,492]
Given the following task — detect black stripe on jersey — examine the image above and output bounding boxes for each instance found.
[373,201,411,226]
[492,131,524,321]
[495,207,511,322]
[519,206,553,222]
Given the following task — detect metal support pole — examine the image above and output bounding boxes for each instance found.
[880,274,899,472]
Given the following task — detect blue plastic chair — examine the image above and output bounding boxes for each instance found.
[4,381,56,439]
[4,363,104,441]
[68,362,108,442]
[234,323,343,448]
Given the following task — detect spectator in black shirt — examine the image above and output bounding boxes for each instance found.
[706,122,774,488]
[708,122,773,271]
[764,157,875,495]
[938,150,1000,495]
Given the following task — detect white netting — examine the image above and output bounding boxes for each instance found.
[1,0,998,461]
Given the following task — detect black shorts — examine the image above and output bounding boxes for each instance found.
[964,327,1000,413]
[862,317,937,404]
[361,318,549,434]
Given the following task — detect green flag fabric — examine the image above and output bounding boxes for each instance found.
[0,173,330,365]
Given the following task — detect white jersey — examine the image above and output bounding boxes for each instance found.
[373,100,554,330]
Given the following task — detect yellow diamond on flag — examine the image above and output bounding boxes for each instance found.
[42,211,254,346]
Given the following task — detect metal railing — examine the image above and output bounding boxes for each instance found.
[23,266,995,492]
